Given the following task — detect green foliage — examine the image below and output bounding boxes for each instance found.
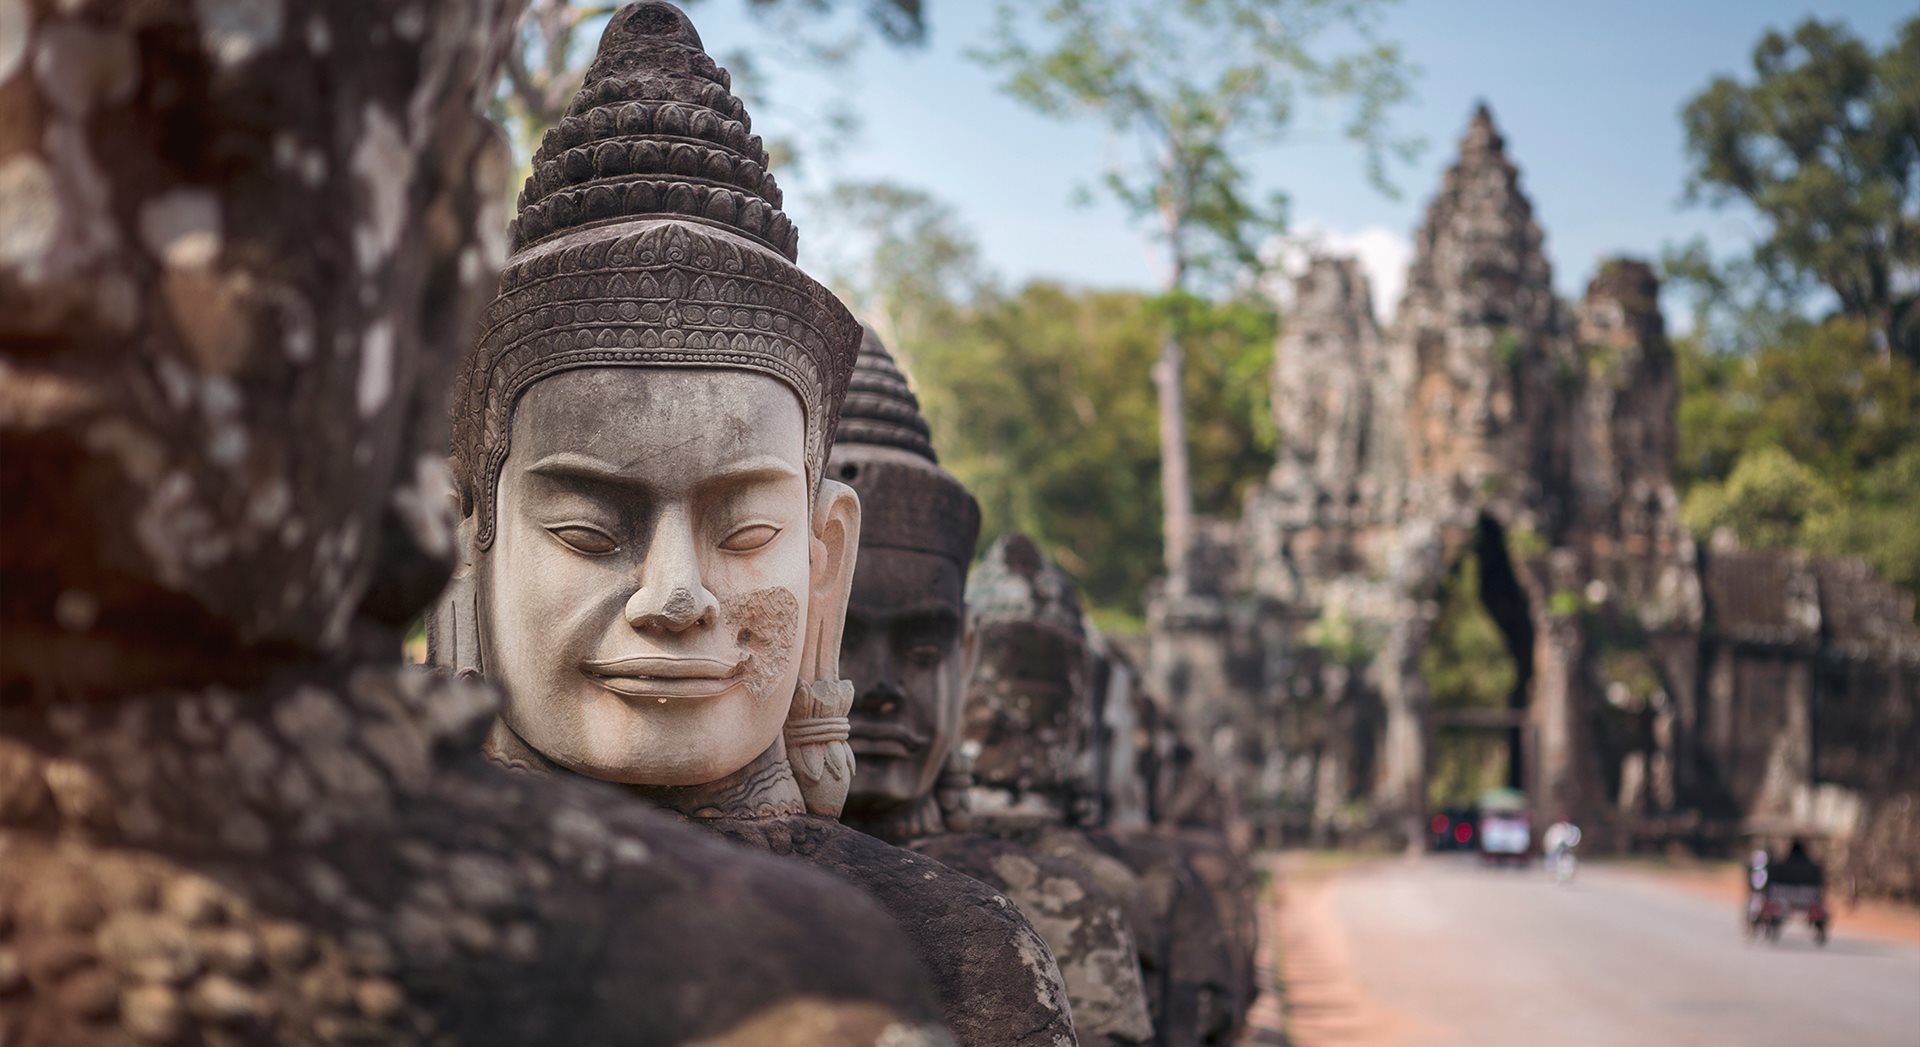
[1427,734,1508,810]
[1304,609,1374,668]
[1493,329,1524,371]
[971,0,1413,581]
[1676,318,1920,602]
[1660,239,1814,358]
[1421,551,1516,712]
[1547,591,1582,618]
[1680,16,1920,361]
[1683,445,1835,549]
[1598,650,1662,707]
[809,179,986,350]
[1504,526,1549,561]
[903,282,1276,613]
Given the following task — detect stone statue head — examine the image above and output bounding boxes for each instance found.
[829,328,981,824]
[963,534,1099,821]
[437,1,862,815]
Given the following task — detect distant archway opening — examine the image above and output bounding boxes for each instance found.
[1423,514,1535,808]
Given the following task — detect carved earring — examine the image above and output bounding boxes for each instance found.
[934,747,975,826]
[785,678,856,818]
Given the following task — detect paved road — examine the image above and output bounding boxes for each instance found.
[1291,855,1920,1047]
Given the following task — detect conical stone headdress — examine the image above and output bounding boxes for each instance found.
[451,0,861,547]
[829,326,980,567]
[967,533,1087,639]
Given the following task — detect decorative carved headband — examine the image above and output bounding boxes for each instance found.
[449,1,859,547]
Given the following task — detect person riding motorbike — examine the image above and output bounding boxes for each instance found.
[1543,818,1582,884]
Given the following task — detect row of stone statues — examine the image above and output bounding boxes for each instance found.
[0,2,1253,1044]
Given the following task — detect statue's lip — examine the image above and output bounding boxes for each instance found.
[848,721,925,756]
[581,655,746,700]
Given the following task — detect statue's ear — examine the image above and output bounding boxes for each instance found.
[426,508,485,678]
[803,478,861,682]
[958,606,980,691]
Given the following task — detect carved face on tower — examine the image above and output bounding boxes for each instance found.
[963,534,1097,814]
[441,2,862,810]
[831,329,982,817]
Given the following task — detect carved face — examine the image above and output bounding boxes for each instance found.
[964,624,1091,795]
[840,546,969,816]
[477,368,817,785]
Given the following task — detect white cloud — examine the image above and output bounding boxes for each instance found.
[1267,223,1413,326]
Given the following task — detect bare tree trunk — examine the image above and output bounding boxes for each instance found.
[1155,325,1193,595]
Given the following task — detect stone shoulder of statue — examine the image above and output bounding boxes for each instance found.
[710,813,1080,1047]
[0,671,953,1047]
[911,831,1155,1046]
[1076,828,1249,1047]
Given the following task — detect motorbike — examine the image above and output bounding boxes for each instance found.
[1543,821,1581,885]
[1548,842,1578,884]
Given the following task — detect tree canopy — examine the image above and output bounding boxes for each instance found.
[900,282,1276,622]
[971,0,1413,591]
[1680,16,1920,361]
[1677,318,1920,602]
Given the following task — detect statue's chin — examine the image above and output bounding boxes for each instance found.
[504,696,779,787]
[844,758,925,812]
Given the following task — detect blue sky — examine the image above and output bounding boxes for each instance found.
[687,0,1913,322]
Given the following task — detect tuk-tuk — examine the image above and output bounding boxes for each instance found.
[1742,821,1833,945]
[1477,788,1531,865]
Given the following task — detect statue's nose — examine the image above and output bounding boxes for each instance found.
[855,677,907,719]
[625,584,717,633]
[623,515,718,633]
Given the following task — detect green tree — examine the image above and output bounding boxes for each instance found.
[905,282,1275,617]
[1682,445,1838,550]
[1676,316,1920,601]
[972,0,1414,592]
[807,180,988,353]
[1680,17,1920,361]
[1421,550,1518,807]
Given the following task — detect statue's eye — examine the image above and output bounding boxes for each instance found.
[906,643,944,669]
[719,523,781,553]
[548,524,617,555]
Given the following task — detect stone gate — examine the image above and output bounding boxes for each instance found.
[1146,107,1920,871]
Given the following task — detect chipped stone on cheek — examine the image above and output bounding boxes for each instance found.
[719,586,802,708]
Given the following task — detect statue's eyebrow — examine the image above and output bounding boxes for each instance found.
[895,606,963,635]
[692,455,803,497]
[524,452,639,488]
[522,452,801,498]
